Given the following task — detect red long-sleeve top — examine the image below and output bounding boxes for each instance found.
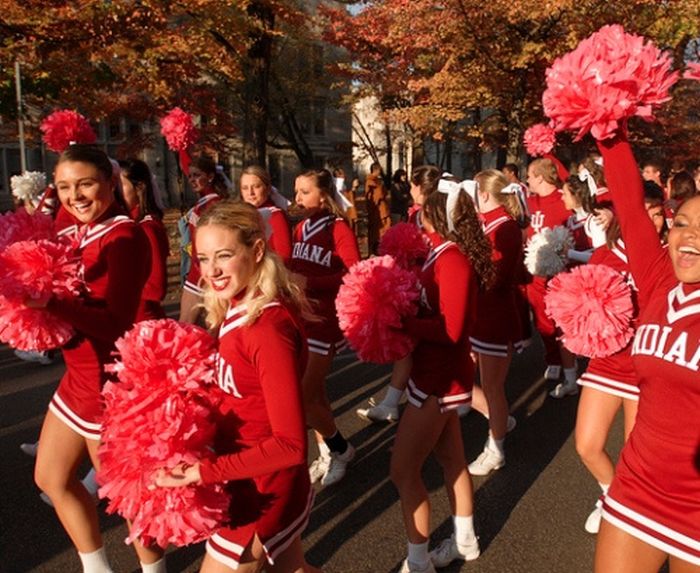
[258,200,292,264]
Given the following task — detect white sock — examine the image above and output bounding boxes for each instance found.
[380,386,403,408]
[407,541,429,566]
[486,435,505,456]
[599,482,610,495]
[82,468,98,496]
[453,515,476,546]
[563,367,577,384]
[78,547,113,573]
[317,440,330,459]
[141,558,167,573]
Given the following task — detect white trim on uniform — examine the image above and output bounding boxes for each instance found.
[307,337,346,356]
[469,337,509,357]
[482,215,510,236]
[183,280,204,296]
[48,393,101,440]
[263,487,315,563]
[667,283,700,324]
[578,372,639,401]
[421,241,455,272]
[219,302,282,338]
[206,533,245,570]
[301,215,334,242]
[80,215,132,249]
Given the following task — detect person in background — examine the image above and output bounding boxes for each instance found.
[365,162,391,254]
[390,169,411,223]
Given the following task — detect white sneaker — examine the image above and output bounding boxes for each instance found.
[506,415,517,433]
[14,350,53,365]
[309,454,330,484]
[399,559,436,573]
[429,534,480,568]
[584,504,603,534]
[544,364,561,380]
[549,379,579,399]
[468,447,505,476]
[320,443,355,486]
[356,399,399,422]
[20,442,38,457]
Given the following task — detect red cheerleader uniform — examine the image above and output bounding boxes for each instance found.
[526,191,571,365]
[289,211,360,355]
[198,300,313,569]
[139,214,170,320]
[598,137,700,565]
[577,240,640,401]
[471,206,528,357]
[404,233,476,413]
[258,200,292,263]
[183,192,221,296]
[46,203,149,439]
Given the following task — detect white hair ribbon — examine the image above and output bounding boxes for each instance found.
[333,188,354,212]
[437,177,478,232]
[578,168,598,197]
[594,157,604,167]
[269,186,291,211]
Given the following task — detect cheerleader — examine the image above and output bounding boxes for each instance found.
[154,201,319,573]
[119,159,170,320]
[30,145,151,573]
[467,170,529,476]
[525,158,578,390]
[179,155,227,323]
[289,169,360,487]
[560,172,607,267]
[390,175,495,573]
[239,165,293,262]
[594,133,700,571]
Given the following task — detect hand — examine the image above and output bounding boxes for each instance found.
[593,207,613,230]
[152,462,202,488]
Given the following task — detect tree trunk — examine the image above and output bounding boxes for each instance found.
[384,124,393,181]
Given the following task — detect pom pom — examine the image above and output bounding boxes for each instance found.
[336,255,419,363]
[523,123,556,157]
[40,110,97,152]
[524,226,573,277]
[0,210,55,250]
[545,264,634,357]
[10,171,47,203]
[543,24,679,141]
[98,319,229,548]
[378,223,430,269]
[683,62,700,81]
[0,239,82,350]
[160,108,199,152]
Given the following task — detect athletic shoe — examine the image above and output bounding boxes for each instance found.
[14,350,53,365]
[320,443,355,486]
[544,364,561,381]
[356,399,399,423]
[468,447,505,476]
[399,559,436,573]
[429,534,480,568]
[309,454,330,484]
[584,504,603,534]
[20,442,38,457]
[549,379,579,399]
[506,415,517,433]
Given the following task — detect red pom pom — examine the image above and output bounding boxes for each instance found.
[378,223,430,269]
[523,123,556,156]
[40,110,97,152]
[0,239,82,350]
[545,264,634,358]
[336,256,419,363]
[99,319,229,548]
[0,210,55,251]
[160,108,199,152]
[543,25,679,141]
[683,62,700,81]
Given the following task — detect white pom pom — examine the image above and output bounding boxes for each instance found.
[10,172,47,202]
[525,226,573,277]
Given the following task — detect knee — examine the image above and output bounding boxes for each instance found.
[390,458,420,492]
[575,434,600,464]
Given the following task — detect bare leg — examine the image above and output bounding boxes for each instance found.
[432,413,473,517]
[595,520,667,573]
[478,351,512,440]
[301,350,337,438]
[267,537,322,573]
[622,398,639,441]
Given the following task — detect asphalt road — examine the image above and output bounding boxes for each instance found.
[1,327,625,573]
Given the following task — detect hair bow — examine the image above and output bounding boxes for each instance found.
[578,168,598,197]
[501,182,530,220]
[438,176,478,231]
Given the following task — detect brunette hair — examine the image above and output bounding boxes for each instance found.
[564,175,597,214]
[669,171,697,202]
[197,201,313,328]
[119,158,163,220]
[192,155,229,198]
[410,165,442,200]
[297,168,347,219]
[579,156,606,188]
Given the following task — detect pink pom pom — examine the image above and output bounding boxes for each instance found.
[523,123,556,156]
[683,62,700,81]
[160,108,199,152]
[336,255,419,363]
[0,239,82,350]
[40,110,97,152]
[99,319,229,548]
[0,210,55,251]
[545,264,634,358]
[378,223,430,269]
[543,24,679,141]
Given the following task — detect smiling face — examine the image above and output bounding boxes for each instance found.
[668,196,700,284]
[240,173,269,208]
[196,224,264,300]
[55,160,115,224]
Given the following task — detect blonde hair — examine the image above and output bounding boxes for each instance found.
[529,158,561,187]
[241,165,272,193]
[475,169,528,226]
[197,201,313,329]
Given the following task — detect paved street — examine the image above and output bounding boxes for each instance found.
[1,312,623,573]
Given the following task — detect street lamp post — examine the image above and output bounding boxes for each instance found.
[15,60,27,172]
